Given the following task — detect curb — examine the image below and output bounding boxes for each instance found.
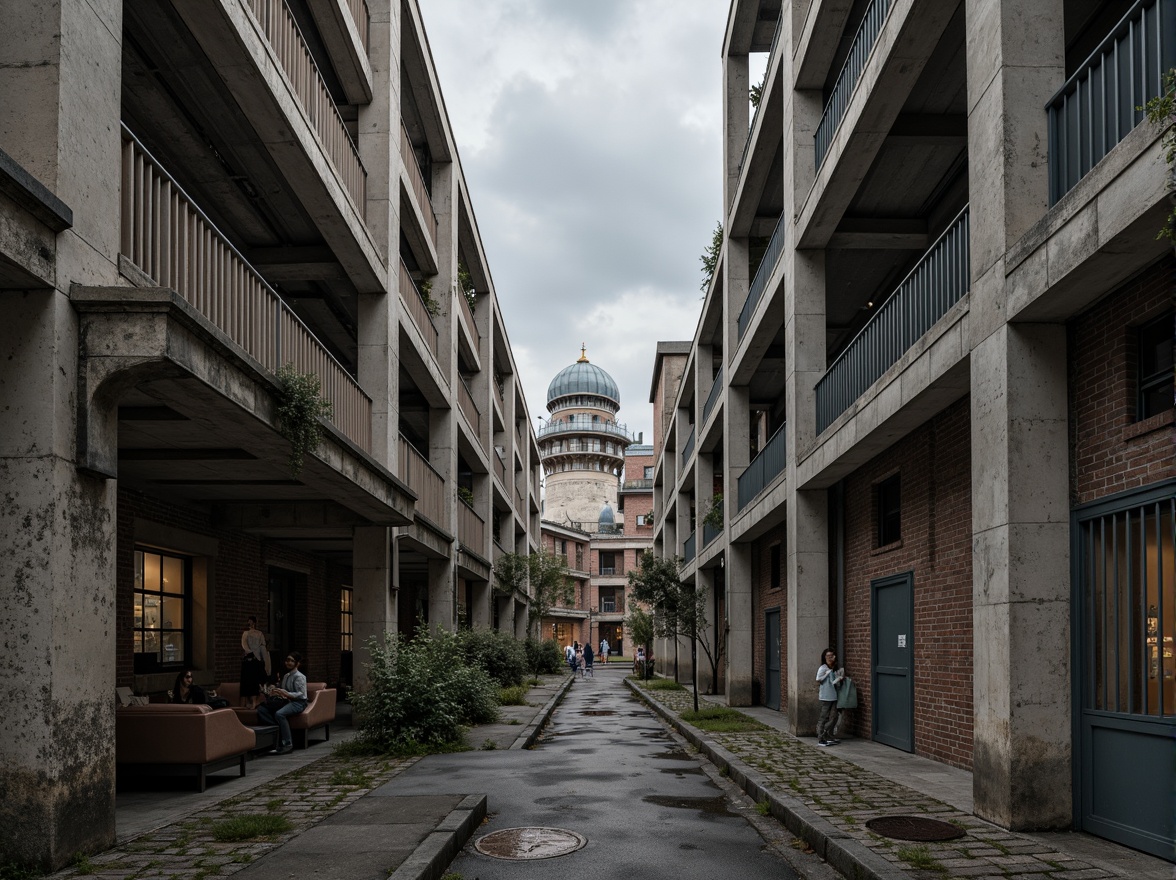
[510,674,574,750]
[387,793,488,880]
[626,679,907,880]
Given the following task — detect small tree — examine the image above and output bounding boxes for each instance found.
[492,549,573,676]
[625,602,655,680]
[699,222,723,292]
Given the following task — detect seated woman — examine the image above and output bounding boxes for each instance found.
[257,651,307,755]
[170,669,207,705]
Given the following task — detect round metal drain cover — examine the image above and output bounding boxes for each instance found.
[865,816,966,841]
[474,827,587,860]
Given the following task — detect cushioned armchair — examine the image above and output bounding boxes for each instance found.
[115,703,256,791]
[218,681,337,749]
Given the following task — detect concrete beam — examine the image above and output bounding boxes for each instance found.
[793,0,855,90]
[827,217,929,249]
[307,0,373,105]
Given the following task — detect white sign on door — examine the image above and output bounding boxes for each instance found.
[897,634,907,648]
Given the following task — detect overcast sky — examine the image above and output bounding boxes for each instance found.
[420,0,732,446]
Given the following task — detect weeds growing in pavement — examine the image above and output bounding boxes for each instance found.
[330,766,373,787]
[896,845,946,873]
[211,814,293,842]
[680,708,767,732]
[755,800,771,816]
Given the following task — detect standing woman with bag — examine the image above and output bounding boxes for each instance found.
[815,647,845,746]
[240,616,270,710]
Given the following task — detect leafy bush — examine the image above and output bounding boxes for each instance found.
[458,628,527,687]
[524,637,565,674]
[498,685,528,706]
[350,628,499,752]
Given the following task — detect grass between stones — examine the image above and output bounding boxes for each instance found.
[896,844,946,874]
[631,676,686,691]
[211,814,293,843]
[680,707,768,733]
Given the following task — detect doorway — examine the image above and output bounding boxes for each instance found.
[871,572,914,751]
[765,608,781,710]
[267,567,303,675]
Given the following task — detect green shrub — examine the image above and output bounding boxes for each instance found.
[350,628,499,752]
[458,628,527,687]
[641,677,685,691]
[498,685,528,706]
[524,637,564,674]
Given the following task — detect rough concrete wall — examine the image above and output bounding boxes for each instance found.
[843,399,974,770]
[1070,256,1175,506]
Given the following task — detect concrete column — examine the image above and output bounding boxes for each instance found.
[694,568,715,693]
[428,556,456,632]
[0,1,122,870]
[786,488,829,733]
[496,594,515,635]
[432,160,457,377]
[726,542,753,705]
[723,52,750,211]
[352,526,393,693]
[470,580,492,629]
[971,324,1070,829]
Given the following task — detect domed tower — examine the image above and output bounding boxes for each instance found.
[539,347,633,527]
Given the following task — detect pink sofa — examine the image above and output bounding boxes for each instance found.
[116,703,256,791]
[217,681,337,749]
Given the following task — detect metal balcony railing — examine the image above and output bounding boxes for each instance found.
[120,129,372,453]
[683,531,697,564]
[398,260,439,361]
[814,0,892,169]
[815,206,970,434]
[702,519,722,547]
[703,365,724,423]
[738,213,786,340]
[1046,0,1175,204]
[738,14,785,178]
[399,121,438,249]
[458,377,481,435]
[537,417,633,443]
[737,423,787,511]
[681,425,696,466]
[458,499,485,551]
[398,436,444,525]
[247,0,366,210]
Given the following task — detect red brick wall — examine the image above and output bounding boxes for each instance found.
[751,522,788,708]
[842,398,973,770]
[1070,256,1175,506]
[116,489,347,692]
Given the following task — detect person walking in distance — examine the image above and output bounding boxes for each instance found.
[583,641,595,677]
[815,648,844,746]
[600,637,609,664]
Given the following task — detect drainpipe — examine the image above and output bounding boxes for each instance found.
[832,481,846,658]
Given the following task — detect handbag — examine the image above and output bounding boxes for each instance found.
[836,677,858,709]
[263,695,290,713]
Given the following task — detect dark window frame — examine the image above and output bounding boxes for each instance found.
[340,587,354,652]
[877,474,902,547]
[1137,311,1174,421]
[769,543,782,590]
[133,547,192,674]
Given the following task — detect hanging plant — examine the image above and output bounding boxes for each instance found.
[703,493,724,531]
[274,363,333,478]
[457,486,475,508]
[418,277,443,318]
[1142,68,1176,242]
[457,263,477,313]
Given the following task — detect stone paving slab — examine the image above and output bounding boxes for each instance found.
[627,678,1172,880]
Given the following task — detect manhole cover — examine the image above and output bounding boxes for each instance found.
[864,816,966,841]
[474,827,587,860]
[580,709,615,716]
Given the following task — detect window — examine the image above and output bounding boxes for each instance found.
[600,588,623,613]
[134,548,189,673]
[770,543,781,590]
[644,466,654,479]
[599,551,617,575]
[1138,312,1174,420]
[877,474,901,546]
[340,588,353,652]
[575,546,583,570]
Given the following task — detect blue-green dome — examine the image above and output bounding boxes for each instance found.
[546,356,620,407]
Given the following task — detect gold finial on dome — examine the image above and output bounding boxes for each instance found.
[577,343,589,363]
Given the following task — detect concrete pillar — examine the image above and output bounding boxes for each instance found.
[352,526,394,693]
[971,324,1071,829]
[726,542,753,705]
[0,1,122,870]
[428,556,456,632]
[470,580,492,628]
[723,52,750,211]
[694,568,715,693]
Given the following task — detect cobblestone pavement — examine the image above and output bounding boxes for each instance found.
[49,753,417,879]
[630,681,1167,880]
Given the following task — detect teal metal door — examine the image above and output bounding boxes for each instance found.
[872,573,914,751]
[765,609,781,710]
[1074,485,1175,861]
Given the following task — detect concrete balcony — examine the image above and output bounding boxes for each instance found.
[119,130,372,453]
[537,417,634,443]
[399,259,440,364]
[458,500,486,555]
[400,120,438,253]
[307,0,372,104]
[398,435,445,528]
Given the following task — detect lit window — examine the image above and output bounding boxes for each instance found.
[134,549,189,673]
[341,588,353,652]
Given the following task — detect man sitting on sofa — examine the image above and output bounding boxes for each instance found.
[257,651,307,754]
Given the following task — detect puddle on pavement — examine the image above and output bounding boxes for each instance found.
[649,750,692,761]
[659,766,703,776]
[580,710,616,716]
[642,795,738,817]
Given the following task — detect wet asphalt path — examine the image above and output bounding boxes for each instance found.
[379,666,801,879]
